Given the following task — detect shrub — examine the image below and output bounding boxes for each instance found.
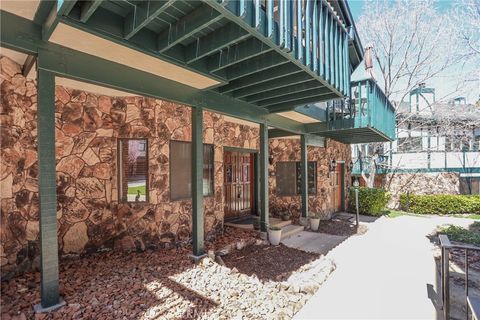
[439,222,480,246]
[348,187,391,216]
[399,194,480,215]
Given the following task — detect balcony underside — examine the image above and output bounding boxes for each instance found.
[308,126,393,144]
[36,0,353,113]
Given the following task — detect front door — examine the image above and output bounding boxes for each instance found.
[333,163,344,212]
[224,150,254,217]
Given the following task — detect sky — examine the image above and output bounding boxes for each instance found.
[348,0,479,105]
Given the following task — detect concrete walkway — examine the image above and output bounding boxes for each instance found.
[293,215,474,320]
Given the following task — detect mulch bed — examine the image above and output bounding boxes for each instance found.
[222,244,320,282]
[315,219,368,236]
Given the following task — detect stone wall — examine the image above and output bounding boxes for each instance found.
[0,55,259,278]
[268,138,351,221]
[382,172,460,208]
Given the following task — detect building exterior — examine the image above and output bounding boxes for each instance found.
[353,85,480,206]
[0,0,395,309]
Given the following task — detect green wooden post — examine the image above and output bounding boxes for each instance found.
[260,123,269,232]
[37,68,60,308]
[300,135,308,218]
[192,107,204,256]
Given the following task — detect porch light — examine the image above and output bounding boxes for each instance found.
[348,160,354,171]
[268,155,274,165]
[329,160,337,172]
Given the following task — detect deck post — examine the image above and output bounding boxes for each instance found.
[300,134,309,218]
[260,123,269,232]
[192,107,204,257]
[36,68,61,310]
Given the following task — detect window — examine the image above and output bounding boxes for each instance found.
[170,141,214,201]
[118,139,148,202]
[276,161,317,196]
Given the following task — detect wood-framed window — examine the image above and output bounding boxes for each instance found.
[276,161,317,196]
[118,139,148,203]
[170,141,214,201]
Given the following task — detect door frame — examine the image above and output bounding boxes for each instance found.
[223,147,259,215]
[336,160,346,212]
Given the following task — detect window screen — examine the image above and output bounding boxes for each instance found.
[170,141,214,200]
[118,139,148,202]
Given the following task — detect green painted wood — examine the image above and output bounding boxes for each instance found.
[253,0,260,28]
[323,6,330,82]
[157,5,222,53]
[207,38,273,73]
[305,0,311,67]
[300,134,308,218]
[224,51,289,81]
[80,0,102,23]
[306,134,326,147]
[231,72,311,99]
[244,80,324,103]
[43,0,77,40]
[192,107,204,256]
[267,93,339,113]
[318,2,324,77]
[37,67,60,308]
[264,114,307,133]
[278,0,285,47]
[259,123,269,232]
[266,0,274,38]
[124,0,175,39]
[185,22,250,64]
[268,129,298,138]
[311,0,318,73]
[226,64,304,95]
[258,87,334,107]
[286,1,293,51]
[296,0,302,61]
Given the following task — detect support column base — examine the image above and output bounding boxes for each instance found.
[33,297,66,313]
[188,253,207,263]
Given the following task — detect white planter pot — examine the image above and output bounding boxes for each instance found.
[310,218,320,231]
[268,229,282,246]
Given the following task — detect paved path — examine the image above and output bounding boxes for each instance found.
[294,215,474,320]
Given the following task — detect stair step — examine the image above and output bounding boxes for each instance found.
[281,225,304,240]
[270,218,292,229]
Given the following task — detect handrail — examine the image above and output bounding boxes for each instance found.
[439,234,480,320]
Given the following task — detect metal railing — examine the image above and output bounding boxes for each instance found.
[439,234,480,320]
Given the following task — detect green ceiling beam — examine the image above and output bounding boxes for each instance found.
[225,51,289,81]
[268,129,298,138]
[244,81,326,103]
[43,0,77,40]
[259,88,334,108]
[231,72,312,99]
[185,22,250,64]
[80,0,102,23]
[124,0,176,39]
[157,5,222,53]
[207,38,273,73]
[221,63,302,94]
[267,93,339,113]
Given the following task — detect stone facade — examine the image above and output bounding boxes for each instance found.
[269,138,352,221]
[0,55,350,278]
[381,172,460,208]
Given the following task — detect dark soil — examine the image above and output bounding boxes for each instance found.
[315,219,368,236]
[222,244,320,282]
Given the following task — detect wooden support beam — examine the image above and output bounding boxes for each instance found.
[80,0,102,23]
[22,55,36,78]
[124,0,175,39]
[185,22,250,64]
[259,123,269,232]
[258,87,334,107]
[36,67,60,308]
[267,93,339,113]
[244,80,324,103]
[191,107,204,256]
[300,135,308,218]
[296,0,302,61]
[225,51,289,81]
[43,0,77,40]
[157,5,222,53]
[231,72,311,99]
[268,129,298,138]
[221,63,302,94]
[207,38,273,73]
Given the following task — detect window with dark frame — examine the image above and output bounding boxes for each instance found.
[118,139,148,203]
[276,161,317,196]
[170,141,214,201]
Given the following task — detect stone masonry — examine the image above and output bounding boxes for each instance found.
[0,55,350,278]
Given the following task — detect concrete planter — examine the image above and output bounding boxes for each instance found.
[268,229,282,246]
[310,218,320,231]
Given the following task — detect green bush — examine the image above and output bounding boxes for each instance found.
[399,194,480,215]
[439,222,480,246]
[348,187,391,216]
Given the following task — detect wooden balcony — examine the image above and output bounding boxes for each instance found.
[34,0,362,113]
[305,79,396,144]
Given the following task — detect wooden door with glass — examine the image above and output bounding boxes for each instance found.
[224,150,254,217]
